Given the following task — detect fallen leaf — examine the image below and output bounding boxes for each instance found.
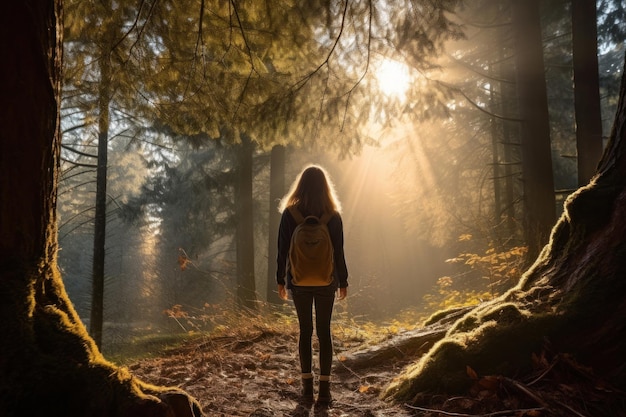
[478,375,499,391]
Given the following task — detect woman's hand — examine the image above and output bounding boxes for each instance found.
[278,284,288,300]
[337,287,347,300]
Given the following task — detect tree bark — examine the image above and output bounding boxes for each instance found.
[0,2,202,416]
[383,52,626,404]
[572,0,604,186]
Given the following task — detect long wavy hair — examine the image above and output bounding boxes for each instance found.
[279,165,342,216]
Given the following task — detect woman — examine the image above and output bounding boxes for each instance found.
[276,165,348,404]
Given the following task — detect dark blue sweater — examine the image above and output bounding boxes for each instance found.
[276,209,349,289]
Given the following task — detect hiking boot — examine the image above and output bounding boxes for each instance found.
[317,380,332,404]
[301,377,314,402]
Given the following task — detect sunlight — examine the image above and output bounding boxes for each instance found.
[333,124,445,311]
[376,59,411,99]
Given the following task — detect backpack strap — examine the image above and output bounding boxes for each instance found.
[319,212,333,225]
[288,206,305,224]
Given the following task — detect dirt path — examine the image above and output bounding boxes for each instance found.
[129,327,416,416]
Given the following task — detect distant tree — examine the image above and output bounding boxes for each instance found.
[266,145,286,304]
[90,47,111,347]
[63,0,161,346]
[0,1,201,415]
[572,0,604,186]
[235,135,256,308]
[511,0,556,260]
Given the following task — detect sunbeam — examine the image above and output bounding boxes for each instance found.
[330,127,453,317]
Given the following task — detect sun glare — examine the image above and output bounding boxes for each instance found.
[376,59,411,99]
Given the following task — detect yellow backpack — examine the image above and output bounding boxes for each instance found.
[288,207,334,286]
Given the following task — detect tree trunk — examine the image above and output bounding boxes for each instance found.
[383,53,626,407]
[501,71,519,237]
[335,307,472,372]
[511,0,556,260]
[266,145,285,304]
[0,2,202,416]
[90,48,111,348]
[572,0,604,186]
[498,39,519,238]
[489,65,503,223]
[235,135,257,309]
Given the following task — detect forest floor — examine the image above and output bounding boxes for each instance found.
[127,312,421,416]
[125,309,626,417]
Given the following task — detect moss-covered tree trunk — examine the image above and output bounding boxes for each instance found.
[0,2,202,416]
[384,52,626,405]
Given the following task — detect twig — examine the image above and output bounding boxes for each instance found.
[554,400,589,417]
[334,354,363,379]
[526,355,559,386]
[403,404,544,417]
[502,377,550,409]
[291,0,350,93]
[167,314,188,332]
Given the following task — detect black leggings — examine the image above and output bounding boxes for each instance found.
[291,285,336,377]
